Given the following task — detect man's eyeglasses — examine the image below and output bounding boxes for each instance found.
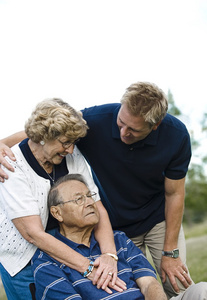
[57,138,80,149]
[57,192,97,206]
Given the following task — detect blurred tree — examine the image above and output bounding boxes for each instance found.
[201,112,207,132]
[167,89,207,225]
[167,89,182,116]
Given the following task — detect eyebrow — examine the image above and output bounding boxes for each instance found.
[119,117,141,133]
[72,190,90,197]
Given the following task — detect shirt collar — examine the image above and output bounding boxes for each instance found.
[54,228,97,250]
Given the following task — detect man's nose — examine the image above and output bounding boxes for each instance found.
[120,126,130,136]
[85,196,95,206]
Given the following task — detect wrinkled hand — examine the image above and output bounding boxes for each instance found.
[0,142,15,182]
[161,256,192,293]
[88,254,126,294]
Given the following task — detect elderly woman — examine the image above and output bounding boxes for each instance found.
[0,99,124,300]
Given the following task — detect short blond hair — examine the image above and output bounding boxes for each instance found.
[121,82,168,126]
[25,98,88,143]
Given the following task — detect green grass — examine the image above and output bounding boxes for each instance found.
[183,220,207,239]
[186,235,207,282]
[183,220,207,282]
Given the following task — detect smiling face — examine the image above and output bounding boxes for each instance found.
[117,104,159,144]
[55,180,100,230]
[40,136,75,165]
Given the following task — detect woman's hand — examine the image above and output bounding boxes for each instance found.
[0,142,16,182]
[88,254,126,294]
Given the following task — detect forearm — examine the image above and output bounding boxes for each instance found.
[164,178,185,250]
[0,131,26,147]
[34,231,89,272]
[13,217,89,273]
[164,196,184,249]
[94,201,116,254]
[142,281,167,300]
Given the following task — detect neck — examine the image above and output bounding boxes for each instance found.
[59,224,94,247]
[28,139,53,173]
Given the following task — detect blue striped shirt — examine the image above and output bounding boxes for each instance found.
[32,230,156,299]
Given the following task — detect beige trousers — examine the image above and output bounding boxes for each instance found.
[170,282,207,300]
[131,221,193,299]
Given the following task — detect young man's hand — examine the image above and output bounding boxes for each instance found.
[0,142,16,182]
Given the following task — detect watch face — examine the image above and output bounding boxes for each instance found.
[173,249,179,258]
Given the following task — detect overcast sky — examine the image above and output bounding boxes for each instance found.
[0,0,207,152]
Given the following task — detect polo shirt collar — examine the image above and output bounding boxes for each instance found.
[55,228,97,250]
[112,105,160,147]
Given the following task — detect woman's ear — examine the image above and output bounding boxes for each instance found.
[50,206,63,223]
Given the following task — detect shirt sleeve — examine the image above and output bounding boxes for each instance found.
[0,156,42,220]
[120,233,157,280]
[165,131,191,179]
[32,251,82,300]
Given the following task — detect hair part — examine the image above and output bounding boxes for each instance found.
[25,98,88,143]
[121,82,168,126]
[48,173,88,208]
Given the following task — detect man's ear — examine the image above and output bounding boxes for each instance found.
[50,206,63,223]
[152,120,162,131]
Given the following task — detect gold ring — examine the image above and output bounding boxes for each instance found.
[108,272,113,276]
[183,271,186,275]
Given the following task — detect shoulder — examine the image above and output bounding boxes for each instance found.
[162,114,189,134]
[65,146,84,164]
[82,103,120,119]
[3,144,27,171]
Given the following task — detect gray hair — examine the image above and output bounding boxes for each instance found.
[48,174,88,208]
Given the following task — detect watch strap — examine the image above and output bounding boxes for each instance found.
[162,248,179,258]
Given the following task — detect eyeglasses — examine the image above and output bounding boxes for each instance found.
[57,138,80,149]
[58,192,97,206]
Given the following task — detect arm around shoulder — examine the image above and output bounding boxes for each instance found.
[0,131,27,181]
[0,131,27,147]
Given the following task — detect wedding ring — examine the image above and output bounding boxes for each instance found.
[108,272,113,276]
[183,271,186,275]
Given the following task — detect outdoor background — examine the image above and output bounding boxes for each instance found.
[0,0,207,298]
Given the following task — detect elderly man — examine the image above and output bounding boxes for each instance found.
[0,82,202,298]
[31,174,207,300]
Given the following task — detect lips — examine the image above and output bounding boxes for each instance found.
[58,153,67,158]
[85,209,96,217]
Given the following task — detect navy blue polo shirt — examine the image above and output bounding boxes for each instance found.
[78,104,191,237]
[32,230,156,299]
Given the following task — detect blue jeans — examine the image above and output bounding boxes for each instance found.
[0,262,33,300]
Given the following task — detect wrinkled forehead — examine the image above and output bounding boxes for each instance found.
[58,180,89,199]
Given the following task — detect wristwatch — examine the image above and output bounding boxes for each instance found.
[162,248,179,258]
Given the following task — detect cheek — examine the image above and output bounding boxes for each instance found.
[63,209,82,224]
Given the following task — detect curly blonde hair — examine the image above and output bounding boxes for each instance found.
[25,98,88,143]
[121,82,168,126]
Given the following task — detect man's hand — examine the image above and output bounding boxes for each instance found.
[0,142,16,182]
[161,256,192,293]
[88,254,126,294]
